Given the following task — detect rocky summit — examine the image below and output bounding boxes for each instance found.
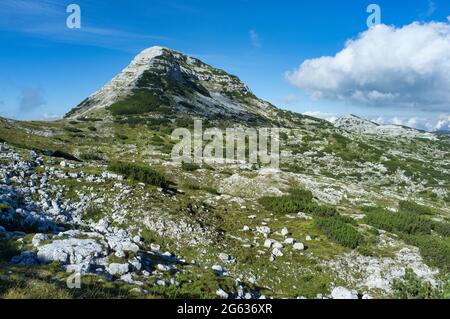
[0,46,449,299]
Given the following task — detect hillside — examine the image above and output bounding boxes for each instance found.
[0,47,449,299]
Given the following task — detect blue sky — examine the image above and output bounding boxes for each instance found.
[0,0,449,130]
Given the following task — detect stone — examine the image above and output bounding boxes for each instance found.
[216,288,229,299]
[107,263,130,276]
[272,241,283,249]
[129,257,142,271]
[293,243,305,251]
[306,235,312,241]
[242,225,250,231]
[212,265,224,274]
[256,226,271,236]
[218,253,230,262]
[331,287,359,300]
[32,233,49,247]
[132,236,141,244]
[37,238,104,266]
[150,243,161,252]
[263,239,273,248]
[156,279,167,287]
[272,248,283,257]
[284,238,295,245]
[281,227,289,236]
[156,264,170,272]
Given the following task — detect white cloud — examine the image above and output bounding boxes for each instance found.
[43,112,61,120]
[370,114,450,131]
[249,30,261,48]
[303,111,338,123]
[286,21,450,112]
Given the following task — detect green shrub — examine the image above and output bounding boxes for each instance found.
[115,133,128,140]
[0,240,19,262]
[399,201,434,216]
[0,203,10,213]
[401,234,450,272]
[87,126,97,132]
[432,221,450,237]
[108,90,164,116]
[392,269,439,299]
[365,210,433,235]
[80,152,103,161]
[181,162,200,172]
[83,204,103,222]
[63,127,83,133]
[108,161,168,188]
[315,217,362,249]
[258,187,336,216]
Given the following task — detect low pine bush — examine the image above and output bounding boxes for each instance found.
[364,210,433,235]
[258,187,337,216]
[108,161,168,188]
[315,217,362,249]
[399,201,434,216]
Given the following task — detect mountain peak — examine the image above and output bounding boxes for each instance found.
[335,114,436,139]
[65,46,273,120]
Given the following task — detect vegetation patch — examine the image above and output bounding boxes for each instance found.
[399,201,434,216]
[108,161,168,188]
[258,188,337,217]
[108,89,166,116]
[315,217,362,249]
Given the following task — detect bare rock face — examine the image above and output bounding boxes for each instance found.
[37,238,106,272]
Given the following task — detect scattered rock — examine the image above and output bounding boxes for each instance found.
[331,287,359,300]
[216,288,229,299]
[107,263,130,276]
[293,243,305,251]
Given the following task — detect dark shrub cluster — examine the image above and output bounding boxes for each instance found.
[108,90,165,116]
[401,235,450,273]
[399,200,434,215]
[364,210,433,235]
[315,217,362,249]
[181,162,201,172]
[258,188,337,216]
[108,161,168,188]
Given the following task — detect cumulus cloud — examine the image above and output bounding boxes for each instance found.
[43,112,61,120]
[286,21,450,112]
[370,114,450,131]
[249,30,261,48]
[19,88,45,112]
